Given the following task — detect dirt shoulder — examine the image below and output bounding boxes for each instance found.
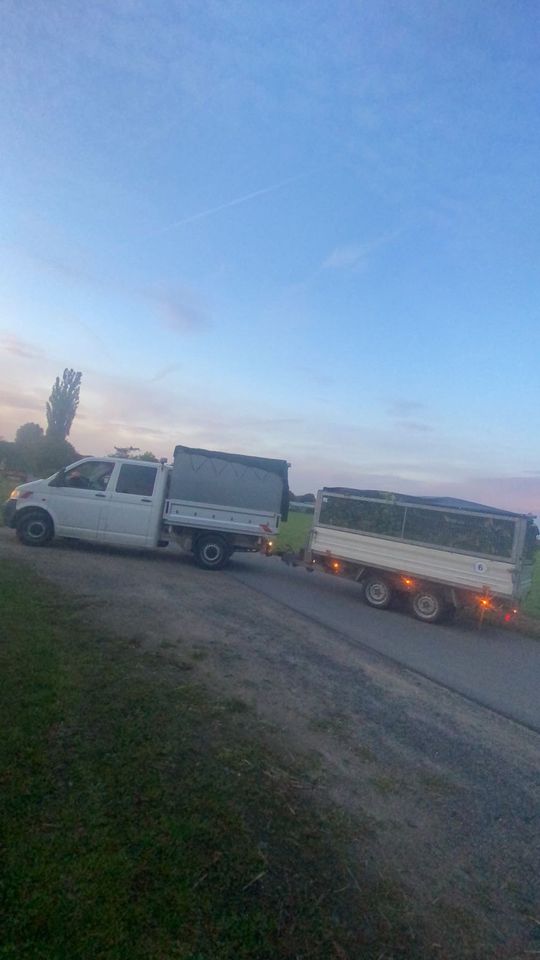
[1,529,538,959]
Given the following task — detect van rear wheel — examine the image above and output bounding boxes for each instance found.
[16,511,54,547]
[193,534,230,570]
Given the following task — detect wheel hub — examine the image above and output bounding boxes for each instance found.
[203,544,221,563]
[416,595,438,616]
[27,521,46,539]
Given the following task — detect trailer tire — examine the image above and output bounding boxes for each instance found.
[363,575,393,610]
[193,534,231,570]
[16,510,54,547]
[411,588,445,624]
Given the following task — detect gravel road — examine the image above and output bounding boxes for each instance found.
[2,529,539,959]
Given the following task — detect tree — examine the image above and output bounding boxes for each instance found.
[13,422,45,475]
[0,434,78,477]
[34,438,78,477]
[15,422,44,444]
[106,447,158,462]
[46,369,82,441]
[107,446,140,459]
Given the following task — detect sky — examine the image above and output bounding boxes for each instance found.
[1,0,539,512]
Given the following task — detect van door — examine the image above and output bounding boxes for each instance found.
[100,462,159,546]
[46,460,116,539]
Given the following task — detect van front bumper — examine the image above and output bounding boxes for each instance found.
[3,499,17,527]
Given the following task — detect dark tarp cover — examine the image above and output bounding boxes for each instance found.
[174,445,290,520]
[322,488,529,521]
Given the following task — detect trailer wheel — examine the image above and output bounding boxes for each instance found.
[193,534,230,570]
[16,510,54,547]
[363,576,393,610]
[411,588,445,624]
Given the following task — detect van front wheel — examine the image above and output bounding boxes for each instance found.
[16,511,54,547]
[193,534,230,570]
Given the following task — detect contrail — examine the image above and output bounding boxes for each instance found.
[134,173,304,242]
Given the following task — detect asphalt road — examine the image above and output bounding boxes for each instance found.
[229,552,540,732]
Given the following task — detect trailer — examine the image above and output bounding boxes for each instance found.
[3,445,289,570]
[303,488,536,623]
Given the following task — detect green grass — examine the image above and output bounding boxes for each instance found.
[0,475,17,523]
[523,550,540,619]
[0,561,419,960]
[275,511,313,553]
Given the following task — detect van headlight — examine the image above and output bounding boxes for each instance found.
[9,489,33,501]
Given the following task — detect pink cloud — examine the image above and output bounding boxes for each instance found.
[0,334,44,360]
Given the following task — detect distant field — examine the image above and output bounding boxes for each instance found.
[523,551,540,619]
[275,511,313,553]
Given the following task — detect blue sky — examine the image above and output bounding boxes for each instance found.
[1,0,538,511]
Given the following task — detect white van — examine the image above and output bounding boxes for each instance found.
[3,445,290,570]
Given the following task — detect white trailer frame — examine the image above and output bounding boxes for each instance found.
[304,488,535,622]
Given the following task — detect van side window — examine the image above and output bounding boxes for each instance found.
[115,464,157,497]
[53,461,113,491]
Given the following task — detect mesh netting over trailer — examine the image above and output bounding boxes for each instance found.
[319,489,534,560]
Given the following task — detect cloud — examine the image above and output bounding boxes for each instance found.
[323,231,400,270]
[0,387,42,412]
[386,399,425,417]
[395,420,434,433]
[299,366,335,389]
[150,362,182,382]
[288,454,540,515]
[28,252,95,286]
[17,247,209,337]
[0,334,44,360]
[142,287,210,334]
[323,244,368,270]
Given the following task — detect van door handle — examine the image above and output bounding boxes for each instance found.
[141,498,152,503]
[95,493,106,498]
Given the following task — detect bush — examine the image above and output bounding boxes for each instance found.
[0,437,78,478]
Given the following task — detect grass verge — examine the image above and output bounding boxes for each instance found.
[0,561,420,960]
[523,551,540,619]
[275,511,312,554]
[0,476,16,524]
